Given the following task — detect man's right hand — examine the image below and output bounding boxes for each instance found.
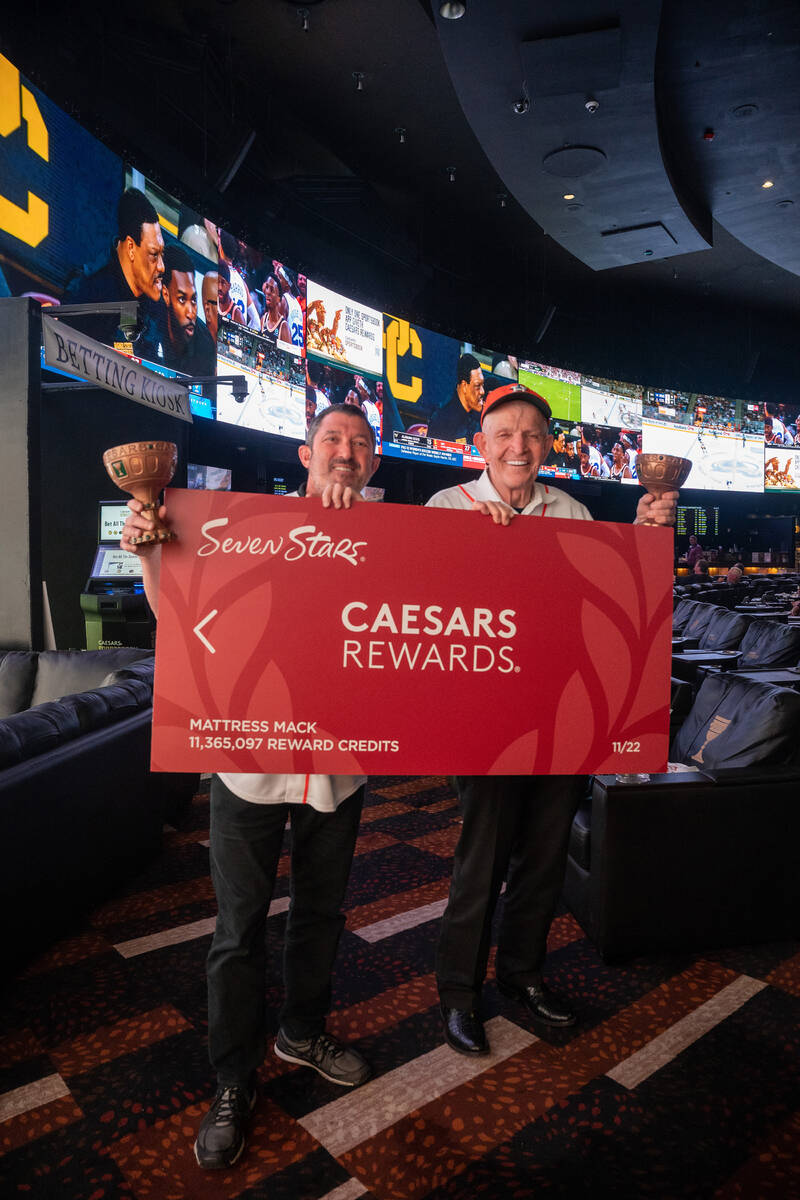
[320,483,364,509]
[472,499,516,526]
[121,499,169,556]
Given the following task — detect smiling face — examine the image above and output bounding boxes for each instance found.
[298,408,379,496]
[163,269,198,349]
[473,399,553,507]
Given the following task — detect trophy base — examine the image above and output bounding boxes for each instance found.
[128,528,177,546]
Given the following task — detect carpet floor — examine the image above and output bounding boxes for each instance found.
[2,776,799,1198]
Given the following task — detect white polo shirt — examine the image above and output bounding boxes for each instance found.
[426,469,593,521]
[218,488,365,811]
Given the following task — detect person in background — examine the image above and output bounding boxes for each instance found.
[260,273,292,345]
[156,245,216,376]
[217,262,245,326]
[427,353,485,444]
[65,187,164,347]
[217,229,261,330]
[202,271,219,344]
[608,442,633,480]
[686,534,704,568]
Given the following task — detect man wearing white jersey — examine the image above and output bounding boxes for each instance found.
[426,383,677,1056]
[121,404,380,1169]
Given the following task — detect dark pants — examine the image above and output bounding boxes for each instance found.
[436,775,586,1010]
[206,776,364,1086]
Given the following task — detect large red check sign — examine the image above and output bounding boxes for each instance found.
[151,489,674,776]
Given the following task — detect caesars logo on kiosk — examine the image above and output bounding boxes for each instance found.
[340,601,518,675]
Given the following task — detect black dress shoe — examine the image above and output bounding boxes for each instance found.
[440,1003,490,1055]
[497,979,577,1027]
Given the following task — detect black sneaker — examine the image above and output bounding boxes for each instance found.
[274,1029,371,1087]
[194,1082,257,1169]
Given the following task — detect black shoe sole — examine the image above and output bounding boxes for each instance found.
[497,981,578,1027]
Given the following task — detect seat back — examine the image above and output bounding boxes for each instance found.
[697,609,751,650]
[672,598,697,633]
[671,673,800,770]
[738,619,800,667]
[681,602,717,641]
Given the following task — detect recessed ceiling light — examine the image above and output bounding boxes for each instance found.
[563,193,575,200]
[762,179,774,188]
[440,1,466,17]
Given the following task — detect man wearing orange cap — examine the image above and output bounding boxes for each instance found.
[427,383,678,1056]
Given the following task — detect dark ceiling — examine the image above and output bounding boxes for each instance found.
[5,0,800,392]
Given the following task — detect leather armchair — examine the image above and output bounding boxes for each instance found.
[563,673,800,960]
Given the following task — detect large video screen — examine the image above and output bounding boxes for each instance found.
[640,390,764,493]
[381,316,517,468]
[1,50,792,499]
[0,53,217,419]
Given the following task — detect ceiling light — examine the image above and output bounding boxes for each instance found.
[446,166,457,184]
[762,179,774,188]
[497,192,508,208]
[440,1,466,17]
[395,126,406,144]
[353,71,364,92]
[563,193,575,200]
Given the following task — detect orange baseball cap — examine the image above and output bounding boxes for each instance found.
[480,383,552,428]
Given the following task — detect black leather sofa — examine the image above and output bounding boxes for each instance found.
[0,649,198,976]
[563,671,800,960]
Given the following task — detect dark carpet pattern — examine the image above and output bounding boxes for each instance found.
[2,776,799,1198]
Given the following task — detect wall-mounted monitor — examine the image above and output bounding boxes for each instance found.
[98,501,131,543]
[641,389,764,492]
[186,463,232,491]
[676,505,720,541]
[89,545,142,579]
[381,316,518,469]
[765,448,800,491]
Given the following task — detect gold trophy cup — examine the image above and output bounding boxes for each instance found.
[635,452,693,523]
[103,440,178,544]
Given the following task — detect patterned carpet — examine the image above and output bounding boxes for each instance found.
[2,776,800,1199]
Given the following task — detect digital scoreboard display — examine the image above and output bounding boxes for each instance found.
[676,505,720,539]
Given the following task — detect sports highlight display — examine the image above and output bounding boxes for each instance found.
[0,50,796,493]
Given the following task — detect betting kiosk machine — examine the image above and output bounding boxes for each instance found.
[80,502,154,650]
